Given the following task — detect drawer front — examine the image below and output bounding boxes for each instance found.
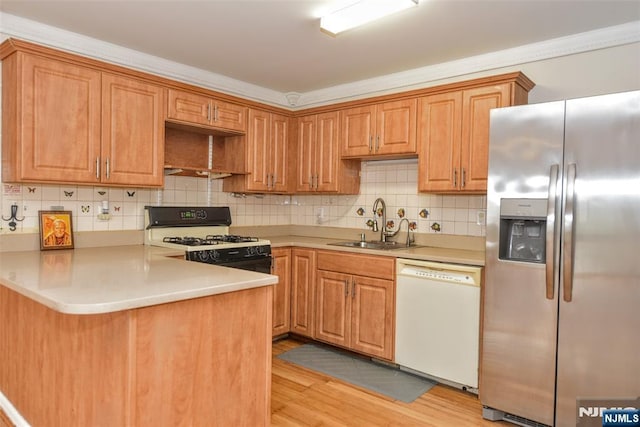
[316,250,394,280]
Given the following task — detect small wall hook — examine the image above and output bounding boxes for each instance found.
[2,203,25,232]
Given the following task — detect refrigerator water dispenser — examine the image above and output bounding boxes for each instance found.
[498,198,547,263]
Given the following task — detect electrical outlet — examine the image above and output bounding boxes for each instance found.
[476,210,486,226]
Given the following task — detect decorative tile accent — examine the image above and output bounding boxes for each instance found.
[0,164,486,237]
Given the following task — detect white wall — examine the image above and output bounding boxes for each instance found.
[1,22,639,237]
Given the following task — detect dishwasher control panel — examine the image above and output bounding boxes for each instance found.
[399,266,478,286]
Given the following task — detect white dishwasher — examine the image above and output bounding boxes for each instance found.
[395,258,482,391]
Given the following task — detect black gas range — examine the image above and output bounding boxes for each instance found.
[144,206,272,273]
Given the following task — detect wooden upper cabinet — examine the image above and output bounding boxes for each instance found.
[417,91,462,193]
[418,83,514,193]
[297,115,316,191]
[461,85,511,192]
[341,99,417,158]
[167,89,246,132]
[1,53,164,187]
[271,113,290,192]
[341,105,376,157]
[296,111,360,194]
[102,74,165,187]
[223,108,290,193]
[2,53,102,184]
[246,108,271,191]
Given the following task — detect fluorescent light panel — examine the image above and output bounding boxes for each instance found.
[320,0,419,36]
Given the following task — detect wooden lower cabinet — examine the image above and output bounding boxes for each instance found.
[272,247,291,337]
[290,248,316,338]
[315,250,395,360]
[0,285,272,427]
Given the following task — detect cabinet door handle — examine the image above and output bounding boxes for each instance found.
[309,175,314,190]
[105,158,110,180]
[96,157,100,180]
[272,174,277,188]
[314,174,319,190]
[344,280,349,297]
[453,169,458,187]
[461,168,466,188]
[351,280,356,299]
[368,136,373,153]
[375,135,380,152]
[214,105,219,122]
[207,104,211,122]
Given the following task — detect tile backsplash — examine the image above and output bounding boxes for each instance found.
[0,160,486,237]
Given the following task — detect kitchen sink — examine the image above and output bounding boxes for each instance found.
[328,240,421,251]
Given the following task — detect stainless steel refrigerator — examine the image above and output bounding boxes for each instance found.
[481,90,640,427]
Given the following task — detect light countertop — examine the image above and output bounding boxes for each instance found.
[0,245,278,315]
[267,235,485,266]
[0,231,484,316]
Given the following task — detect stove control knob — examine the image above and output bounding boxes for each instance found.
[255,246,265,255]
[210,250,220,260]
[247,247,256,256]
[197,251,209,262]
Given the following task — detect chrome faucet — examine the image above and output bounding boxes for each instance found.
[387,217,415,247]
[372,198,388,242]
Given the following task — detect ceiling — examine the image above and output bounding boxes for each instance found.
[1,0,639,95]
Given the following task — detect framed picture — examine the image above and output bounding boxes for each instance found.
[39,210,74,250]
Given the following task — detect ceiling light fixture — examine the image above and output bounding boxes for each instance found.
[320,0,419,36]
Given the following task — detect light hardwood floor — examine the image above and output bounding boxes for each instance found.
[271,338,509,427]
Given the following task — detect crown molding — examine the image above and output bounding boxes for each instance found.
[1,12,638,110]
[297,21,640,108]
[0,12,287,107]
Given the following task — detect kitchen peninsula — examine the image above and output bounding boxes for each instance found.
[0,245,278,426]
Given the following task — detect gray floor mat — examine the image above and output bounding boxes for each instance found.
[277,343,436,403]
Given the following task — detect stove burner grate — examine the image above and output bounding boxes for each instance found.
[163,236,216,246]
[204,235,259,244]
[162,235,260,246]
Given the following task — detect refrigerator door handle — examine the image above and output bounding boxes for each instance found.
[546,164,560,299]
[562,163,577,302]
